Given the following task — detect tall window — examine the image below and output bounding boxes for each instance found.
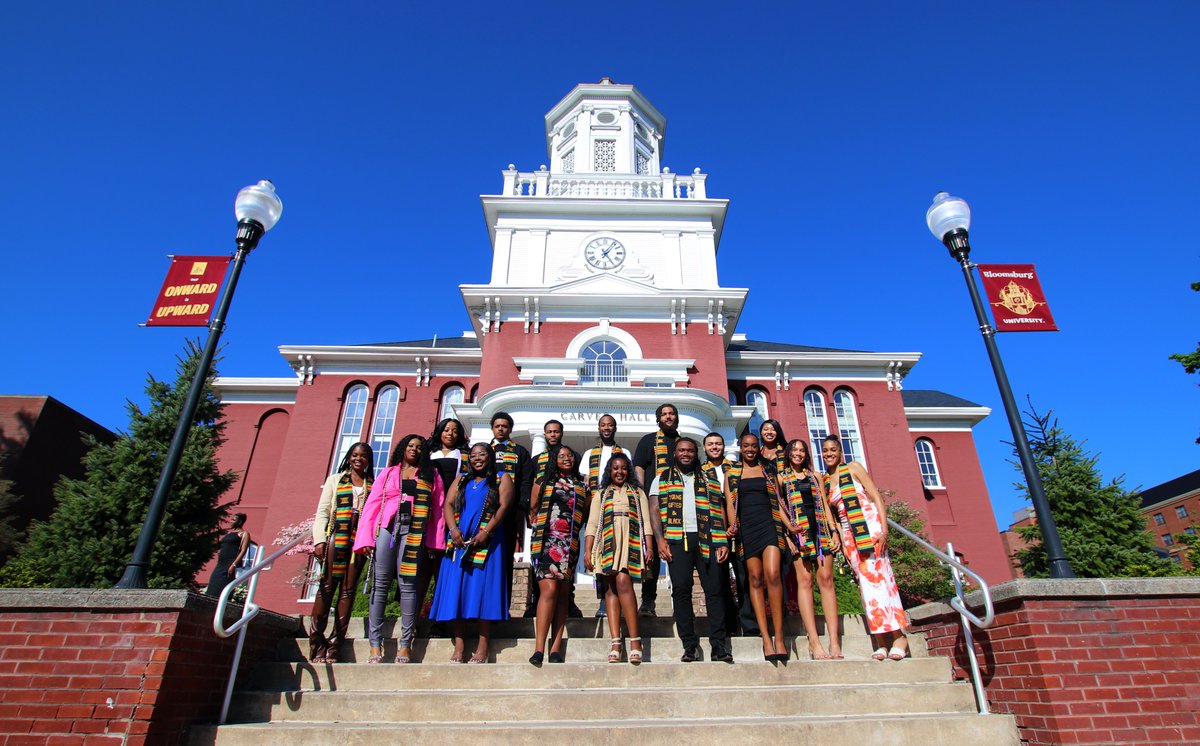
[332,384,368,473]
[580,340,627,386]
[368,385,400,478]
[804,390,830,472]
[1176,505,1190,519]
[914,439,942,488]
[594,140,616,172]
[439,385,465,421]
[746,389,769,438]
[728,389,738,406]
[833,389,866,467]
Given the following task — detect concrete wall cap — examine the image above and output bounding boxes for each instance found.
[907,576,1200,623]
[0,588,300,633]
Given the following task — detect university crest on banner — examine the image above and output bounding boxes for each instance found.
[976,264,1058,332]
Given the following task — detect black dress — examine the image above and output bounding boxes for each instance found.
[431,451,463,493]
[205,531,241,597]
[737,476,777,558]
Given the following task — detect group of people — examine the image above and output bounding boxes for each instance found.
[298,403,909,666]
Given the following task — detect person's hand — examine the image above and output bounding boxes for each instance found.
[876,531,888,555]
[227,567,236,577]
[313,542,327,563]
[357,546,374,557]
[476,527,490,546]
[584,555,595,573]
[644,545,655,564]
[657,537,673,563]
[449,527,465,548]
[727,521,739,538]
[716,545,729,564]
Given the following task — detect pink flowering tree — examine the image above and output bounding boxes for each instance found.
[272,517,318,588]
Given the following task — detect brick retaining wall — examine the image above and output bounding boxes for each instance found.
[908,578,1200,745]
[0,589,299,745]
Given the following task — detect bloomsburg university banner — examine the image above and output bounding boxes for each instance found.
[977,264,1058,333]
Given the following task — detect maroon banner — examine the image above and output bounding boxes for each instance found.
[977,264,1058,332]
[145,256,231,327]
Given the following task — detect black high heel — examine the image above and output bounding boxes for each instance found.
[529,651,544,666]
[548,650,565,663]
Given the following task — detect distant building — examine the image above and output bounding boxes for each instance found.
[0,396,116,559]
[999,506,1037,578]
[1140,469,1200,568]
[211,80,1016,612]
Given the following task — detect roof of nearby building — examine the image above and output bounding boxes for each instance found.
[367,337,482,349]
[727,339,863,353]
[1139,468,1200,510]
[901,390,984,408]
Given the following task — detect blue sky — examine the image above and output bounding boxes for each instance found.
[2,2,1196,529]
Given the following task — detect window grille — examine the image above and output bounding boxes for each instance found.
[580,340,627,385]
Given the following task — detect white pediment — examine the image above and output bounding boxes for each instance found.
[547,272,661,296]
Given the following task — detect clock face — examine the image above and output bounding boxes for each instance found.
[584,237,626,270]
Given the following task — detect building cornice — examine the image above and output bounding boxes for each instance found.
[480,196,729,248]
[904,405,992,429]
[212,377,299,405]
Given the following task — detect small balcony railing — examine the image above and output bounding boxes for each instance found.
[501,166,707,200]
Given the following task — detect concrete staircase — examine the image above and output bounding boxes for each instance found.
[191,587,1020,745]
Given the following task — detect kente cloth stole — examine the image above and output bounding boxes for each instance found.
[453,478,500,569]
[529,479,587,560]
[491,440,519,478]
[533,451,550,485]
[587,444,624,493]
[329,472,371,579]
[598,485,644,579]
[827,463,874,554]
[658,468,726,559]
[725,463,788,559]
[398,472,435,578]
[761,447,787,477]
[782,468,831,560]
[653,432,671,480]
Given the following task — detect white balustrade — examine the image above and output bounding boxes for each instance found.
[502,170,706,199]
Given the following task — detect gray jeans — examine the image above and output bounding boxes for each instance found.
[369,526,425,648]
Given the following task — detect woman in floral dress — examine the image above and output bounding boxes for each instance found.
[528,445,587,665]
[821,435,909,661]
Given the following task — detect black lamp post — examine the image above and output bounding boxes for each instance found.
[115,180,283,589]
[926,192,1074,579]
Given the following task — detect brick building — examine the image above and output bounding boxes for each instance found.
[210,80,1014,612]
[1141,468,1200,568]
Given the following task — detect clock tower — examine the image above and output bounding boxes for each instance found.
[458,79,751,451]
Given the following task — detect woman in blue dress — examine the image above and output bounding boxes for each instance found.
[430,442,516,663]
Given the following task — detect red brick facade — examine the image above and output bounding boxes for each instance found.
[909,578,1200,744]
[0,589,298,745]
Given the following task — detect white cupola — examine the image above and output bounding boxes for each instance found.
[544,79,666,176]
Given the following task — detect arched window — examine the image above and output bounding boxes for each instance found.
[368,385,400,478]
[746,388,769,437]
[728,389,738,406]
[804,390,831,472]
[833,389,866,468]
[439,385,465,421]
[915,439,942,487]
[580,340,628,386]
[332,384,369,473]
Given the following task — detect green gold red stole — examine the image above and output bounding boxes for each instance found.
[826,463,874,554]
[658,466,726,559]
[328,471,372,578]
[781,467,831,560]
[653,432,671,480]
[491,439,519,479]
[530,478,587,560]
[398,471,435,578]
[587,444,624,493]
[452,477,500,568]
[725,462,788,559]
[597,484,646,579]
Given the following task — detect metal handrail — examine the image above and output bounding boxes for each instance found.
[212,532,306,725]
[888,518,994,715]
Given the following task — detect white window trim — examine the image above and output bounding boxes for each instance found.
[833,389,868,469]
[331,384,369,474]
[915,438,944,489]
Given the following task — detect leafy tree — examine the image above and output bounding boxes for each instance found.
[1174,531,1200,576]
[0,341,238,589]
[886,500,957,605]
[1169,280,1200,444]
[1013,404,1175,578]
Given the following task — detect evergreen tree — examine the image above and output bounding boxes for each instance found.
[1014,404,1175,578]
[0,455,21,561]
[0,341,237,589]
[1174,532,1200,576]
[1169,280,1200,443]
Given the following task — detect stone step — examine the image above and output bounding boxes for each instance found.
[246,656,952,691]
[296,613,886,641]
[193,713,1021,746]
[228,682,977,723]
[277,634,928,663]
